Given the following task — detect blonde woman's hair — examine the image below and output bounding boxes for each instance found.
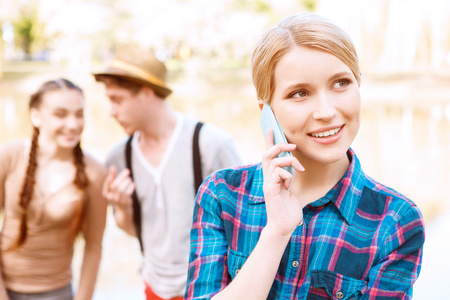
[251,13,361,104]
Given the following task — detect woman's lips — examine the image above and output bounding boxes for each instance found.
[308,125,344,144]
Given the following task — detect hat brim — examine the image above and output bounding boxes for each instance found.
[93,68,172,98]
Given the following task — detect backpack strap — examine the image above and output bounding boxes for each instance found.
[125,134,144,252]
[193,122,204,193]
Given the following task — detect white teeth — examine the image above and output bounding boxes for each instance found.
[311,127,341,138]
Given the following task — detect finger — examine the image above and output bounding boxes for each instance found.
[108,165,117,181]
[274,166,295,189]
[263,143,296,162]
[262,145,296,176]
[281,169,293,190]
[267,156,305,176]
[265,128,275,150]
[266,166,294,189]
[117,178,135,196]
[123,181,135,196]
[110,169,132,190]
[102,166,117,196]
[284,156,305,173]
[115,168,131,182]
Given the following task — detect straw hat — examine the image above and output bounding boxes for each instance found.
[93,45,172,98]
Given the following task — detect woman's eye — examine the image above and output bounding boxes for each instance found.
[334,79,350,88]
[290,90,307,98]
[54,112,66,118]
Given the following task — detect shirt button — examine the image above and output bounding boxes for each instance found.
[292,261,299,268]
[235,268,240,275]
[336,291,344,299]
[298,220,304,226]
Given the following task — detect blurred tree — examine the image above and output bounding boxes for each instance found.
[14,12,34,59]
[13,3,47,60]
[300,0,317,11]
[86,0,136,64]
[228,0,272,14]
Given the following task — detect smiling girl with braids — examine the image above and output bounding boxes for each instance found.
[0,78,107,300]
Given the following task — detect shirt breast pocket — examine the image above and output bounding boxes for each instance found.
[227,248,249,280]
[307,270,366,300]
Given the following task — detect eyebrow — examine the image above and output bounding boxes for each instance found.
[52,107,84,112]
[281,71,354,94]
[328,71,354,82]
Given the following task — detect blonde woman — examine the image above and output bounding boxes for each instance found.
[0,79,107,299]
[185,14,425,299]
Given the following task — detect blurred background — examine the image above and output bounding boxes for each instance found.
[0,0,449,299]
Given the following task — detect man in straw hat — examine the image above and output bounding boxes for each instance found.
[94,45,242,300]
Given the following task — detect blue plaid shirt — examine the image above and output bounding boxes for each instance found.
[185,149,425,300]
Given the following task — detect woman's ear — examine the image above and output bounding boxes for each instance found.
[258,98,265,110]
[30,108,41,128]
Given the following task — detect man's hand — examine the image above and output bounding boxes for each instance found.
[102,165,137,236]
[102,165,135,209]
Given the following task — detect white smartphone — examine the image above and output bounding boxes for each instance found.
[260,103,294,175]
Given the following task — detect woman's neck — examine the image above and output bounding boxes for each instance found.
[290,153,350,206]
[37,139,74,163]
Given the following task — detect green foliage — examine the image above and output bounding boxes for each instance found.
[14,10,36,57]
[299,0,317,11]
[228,0,272,14]
[13,5,46,59]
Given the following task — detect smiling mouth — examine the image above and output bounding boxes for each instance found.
[64,135,79,140]
[309,126,343,138]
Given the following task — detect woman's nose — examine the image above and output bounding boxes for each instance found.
[66,115,83,129]
[312,91,337,120]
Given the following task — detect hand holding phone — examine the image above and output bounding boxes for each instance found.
[260,104,295,175]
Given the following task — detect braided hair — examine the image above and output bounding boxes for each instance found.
[13,78,89,249]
